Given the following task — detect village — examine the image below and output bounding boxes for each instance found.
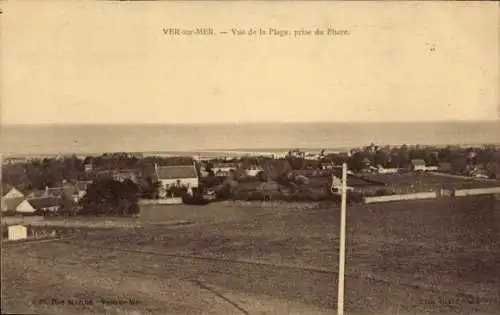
[2,143,500,218]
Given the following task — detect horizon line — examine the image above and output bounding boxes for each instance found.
[2,119,499,126]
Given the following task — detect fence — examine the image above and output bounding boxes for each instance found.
[364,192,438,204]
[454,187,500,197]
[364,186,500,204]
[138,198,183,205]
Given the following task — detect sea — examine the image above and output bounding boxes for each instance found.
[1,121,499,157]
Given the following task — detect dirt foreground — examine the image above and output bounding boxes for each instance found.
[2,198,500,315]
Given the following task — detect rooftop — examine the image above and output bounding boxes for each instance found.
[27,197,61,209]
[411,159,426,166]
[155,164,198,180]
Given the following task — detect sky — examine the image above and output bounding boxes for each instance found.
[1,1,499,125]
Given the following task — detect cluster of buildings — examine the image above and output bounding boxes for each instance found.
[200,162,264,178]
[1,181,91,214]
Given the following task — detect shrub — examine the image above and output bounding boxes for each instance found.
[182,194,210,205]
[247,191,268,201]
[375,188,393,196]
[127,203,140,215]
[232,189,251,201]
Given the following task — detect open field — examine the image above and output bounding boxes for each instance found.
[360,173,500,193]
[2,197,500,314]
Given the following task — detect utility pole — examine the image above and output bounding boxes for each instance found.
[338,162,348,315]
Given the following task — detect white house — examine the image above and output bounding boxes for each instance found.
[112,170,139,183]
[425,166,438,172]
[411,159,438,172]
[330,175,354,194]
[16,199,38,213]
[2,187,25,211]
[8,225,27,241]
[304,153,321,160]
[411,159,427,172]
[3,187,24,199]
[75,181,91,201]
[212,163,238,176]
[375,166,400,174]
[245,165,264,177]
[155,163,199,198]
[273,152,289,159]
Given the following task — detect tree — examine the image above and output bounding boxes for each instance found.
[374,150,390,168]
[286,156,305,170]
[348,152,370,172]
[139,176,160,199]
[58,194,78,217]
[79,178,140,216]
[398,145,410,168]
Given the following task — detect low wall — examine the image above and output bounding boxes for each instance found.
[138,198,183,205]
[364,192,438,204]
[364,186,500,204]
[454,187,500,197]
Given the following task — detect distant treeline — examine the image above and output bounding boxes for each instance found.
[3,145,500,194]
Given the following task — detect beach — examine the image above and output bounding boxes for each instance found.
[2,121,500,157]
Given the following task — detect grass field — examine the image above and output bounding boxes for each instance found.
[2,197,500,314]
[360,172,500,193]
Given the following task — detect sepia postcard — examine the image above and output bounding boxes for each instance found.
[1,1,499,315]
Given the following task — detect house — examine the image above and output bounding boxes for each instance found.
[2,197,25,212]
[3,157,26,165]
[75,180,91,200]
[304,153,321,160]
[25,181,88,203]
[411,159,427,172]
[330,175,354,194]
[112,170,139,183]
[291,169,330,177]
[8,225,28,241]
[212,163,238,177]
[3,187,24,199]
[425,165,439,172]
[2,187,26,211]
[244,165,264,177]
[320,162,335,170]
[469,165,488,178]
[94,169,139,183]
[375,165,399,174]
[214,169,234,177]
[273,152,289,159]
[16,197,61,213]
[199,166,211,177]
[154,163,199,198]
